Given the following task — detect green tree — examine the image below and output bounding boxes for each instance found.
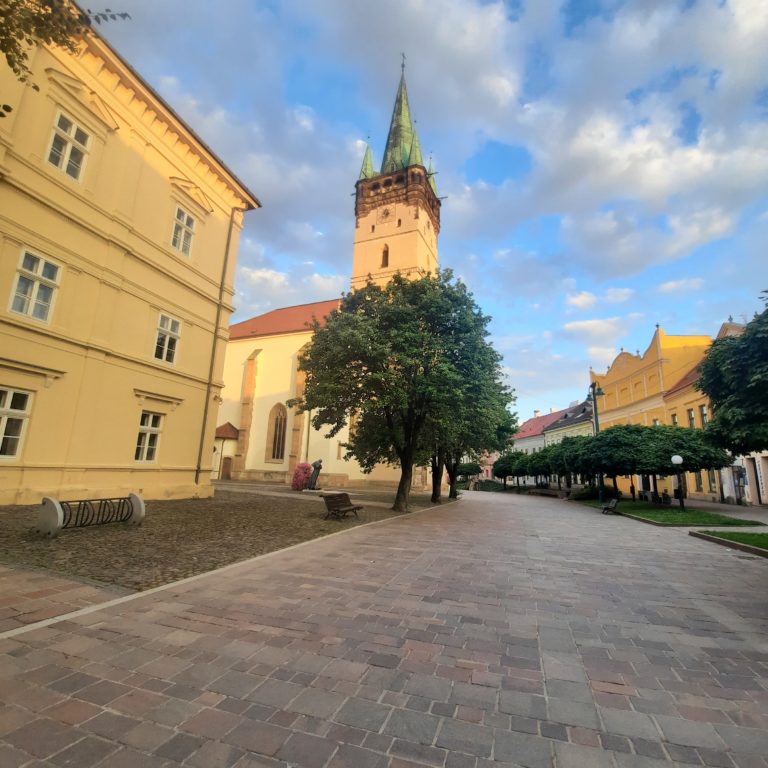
[589,424,648,494]
[696,295,768,454]
[493,451,523,488]
[638,424,731,477]
[293,271,512,512]
[1,1,129,116]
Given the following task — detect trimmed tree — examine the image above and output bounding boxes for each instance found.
[292,271,513,512]
[696,294,768,455]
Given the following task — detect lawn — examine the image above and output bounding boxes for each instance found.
[580,500,761,527]
[697,531,768,550]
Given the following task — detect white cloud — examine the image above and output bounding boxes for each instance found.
[563,317,627,343]
[658,278,706,294]
[587,346,618,367]
[567,291,597,309]
[605,288,634,303]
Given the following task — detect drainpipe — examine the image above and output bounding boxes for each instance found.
[195,206,242,484]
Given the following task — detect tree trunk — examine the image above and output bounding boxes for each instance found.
[612,475,619,494]
[446,453,460,499]
[393,461,413,512]
[503,476,507,489]
[430,448,445,504]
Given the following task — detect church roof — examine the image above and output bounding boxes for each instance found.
[229,299,340,340]
[359,144,375,179]
[513,408,570,440]
[381,71,424,174]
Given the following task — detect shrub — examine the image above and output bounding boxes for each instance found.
[291,463,312,491]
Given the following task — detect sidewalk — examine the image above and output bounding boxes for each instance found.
[1,492,766,767]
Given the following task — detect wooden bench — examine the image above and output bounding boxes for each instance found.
[322,492,363,520]
[601,498,619,515]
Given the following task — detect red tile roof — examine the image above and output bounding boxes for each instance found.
[215,422,239,440]
[513,408,570,440]
[229,299,340,340]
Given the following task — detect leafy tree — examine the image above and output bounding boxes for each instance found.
[493,451,523,488]
[1,1,129,116]
[527,446,553,485]
[293,271,513,512]
[456,462,482,480]
[696,294,768,454]
[589,424,647,494]
[638,425,731,477]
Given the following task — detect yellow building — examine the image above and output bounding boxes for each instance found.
[589,324,750,504]
[0,29,259,504]
[219,71,438,488]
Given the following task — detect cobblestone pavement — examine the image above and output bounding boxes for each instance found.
[1,492,767,767]
[0,491,407,594]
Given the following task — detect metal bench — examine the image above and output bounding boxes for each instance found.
[321,492,363,520]
[601,498,619,515]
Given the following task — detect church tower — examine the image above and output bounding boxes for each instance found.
[351,68,441,290]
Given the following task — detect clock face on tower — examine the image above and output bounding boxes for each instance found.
[379,207,392,223]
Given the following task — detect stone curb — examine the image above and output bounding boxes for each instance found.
[688,530,768,559]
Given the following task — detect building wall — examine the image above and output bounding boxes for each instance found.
[220,334,406,488]
[543,421,593,445]
[0,38,254,503]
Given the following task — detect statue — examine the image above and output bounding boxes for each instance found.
[308,459,323,490]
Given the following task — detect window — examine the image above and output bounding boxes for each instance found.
[687,408,696,429]
[381,245,389,268]
[671,413,679,427]
[171,206,195,256]
[10,251,60,322]
[48,112,90,180]
[652,418,660,427]
[0,387,31,458]
[154,314,181,363]
[695,471,703,492]
[708,470,717,493]
[135,411,162,462]
[266,404,287,462]
[699,404,708,426]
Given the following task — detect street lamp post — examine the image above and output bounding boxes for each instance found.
[588,381,605,504]
[671,454,685,512]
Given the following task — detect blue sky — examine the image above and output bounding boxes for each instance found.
[102,0,768,423]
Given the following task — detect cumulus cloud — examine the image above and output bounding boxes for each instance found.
[658,278,706,294]
[587,346,619,367]
[605,288,634,303]
[564,317,628,343]
[567,291,597,309]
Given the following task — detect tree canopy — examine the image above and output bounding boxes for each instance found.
[292,271,514,512]
[696,294,768,455]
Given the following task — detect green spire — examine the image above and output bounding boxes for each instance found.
[427,156,437,194]
[381,72,417,174]
[359,143,375,179]
[408,127,423,167]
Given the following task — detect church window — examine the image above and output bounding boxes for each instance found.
[266,403,287,462]
[395,174,404,184]
[381,245,389,268]
[370,224,375,233]
[397,219,401,227]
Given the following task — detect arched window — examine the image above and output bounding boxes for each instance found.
[266,403,287,461]
[381,245,389,268]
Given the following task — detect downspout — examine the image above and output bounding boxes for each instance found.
[195,206,242,484]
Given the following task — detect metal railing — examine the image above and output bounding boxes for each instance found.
[37,493,145,537]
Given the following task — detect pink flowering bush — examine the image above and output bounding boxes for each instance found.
[291,462,312,491]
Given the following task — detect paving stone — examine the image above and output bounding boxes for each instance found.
[498,691,547,719]
[0,743,33,768]
[223,720,290,756]
[389,738,447,766]
[713,725,768,755]
[181,707,242,739]
[600,708,661,740]
[554,741,613,768]
[631,737,667,759]
[327,743,388,768]
[547,699,599,728]
[404,674,452,702]
[335,698,391,732]
[275,731,337,768]
[539,720,568,741]
[49,736,118,767]
[493,729,553,767]
[6,718,81,758]
[186,739,245,768]
[287,688,346,719]
[383,709,440,745]
[247,679,303,708]
[654,715,726,749]
[545,680,593,702]
[435,719,494,758]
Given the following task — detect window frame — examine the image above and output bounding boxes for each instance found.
[9,249,61,323]
[154,313,181,364]
[0,386,32,460]
[47,110,91,181]
[265,403,288,463]
[699,404,708,426]
[135,411,163,463]
[170,205,196,257]
[687,408,696,429]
